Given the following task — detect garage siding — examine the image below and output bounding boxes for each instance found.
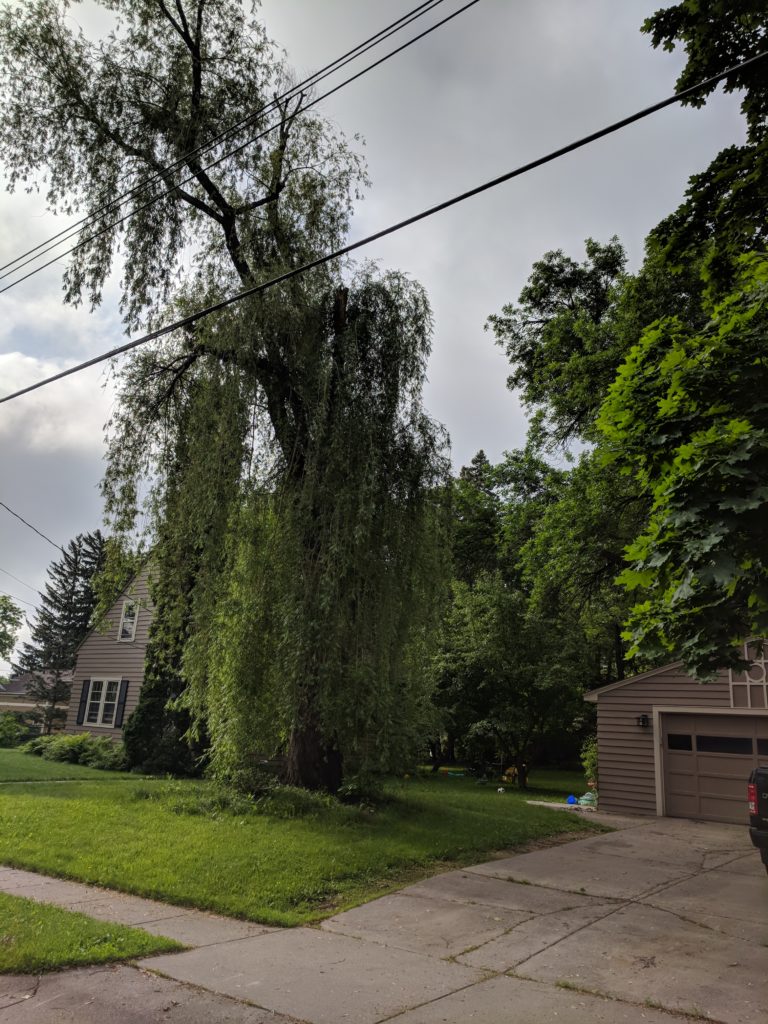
[596,666,730,816]
[64,571,152,741]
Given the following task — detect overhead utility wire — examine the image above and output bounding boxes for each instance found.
[0,501,64,551]
[0,587,37,610]
[0,0,481,296]
[0,566,42,596]
[0,0,451,282]
[2,49,765,407]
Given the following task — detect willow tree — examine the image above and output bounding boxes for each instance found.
[0,0,449,789]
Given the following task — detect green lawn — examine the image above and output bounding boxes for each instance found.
[0,771,598,926]
[0,748,129,783]
[524,768,588,800]
[0,891,181,973]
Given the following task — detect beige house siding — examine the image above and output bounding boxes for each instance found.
[595,666,730,816]
[65,570,152,741]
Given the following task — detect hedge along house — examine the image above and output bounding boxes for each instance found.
[584,639,768,825]
[63,571,152,740]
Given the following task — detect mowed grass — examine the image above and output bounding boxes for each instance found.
[524,768,588,800]
[0,748,129,783]
[0,771,598,926]
[0,891,181,973]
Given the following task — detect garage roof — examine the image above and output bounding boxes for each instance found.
[583,659,684,703]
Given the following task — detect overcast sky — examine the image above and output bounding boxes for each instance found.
[0,0,746,672]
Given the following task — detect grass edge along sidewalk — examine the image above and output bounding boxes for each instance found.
[0,891,182,974]
[0,766,599,927]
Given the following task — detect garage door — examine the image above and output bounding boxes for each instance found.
[662,713,768,824]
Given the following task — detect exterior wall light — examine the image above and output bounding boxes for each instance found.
[636,713,650,728]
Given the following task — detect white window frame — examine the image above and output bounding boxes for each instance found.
[729,640,768,709]
[118,599,138,642]
[85,677,121,728]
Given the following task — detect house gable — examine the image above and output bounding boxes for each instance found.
[64,570,153,741]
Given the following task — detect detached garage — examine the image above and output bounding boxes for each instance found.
[584,640,768,824]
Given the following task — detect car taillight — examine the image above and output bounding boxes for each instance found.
[748,782,757,815]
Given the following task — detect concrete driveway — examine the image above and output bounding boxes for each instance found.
[2,814,767,1023]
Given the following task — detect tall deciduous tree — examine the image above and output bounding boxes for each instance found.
[599,254,768,677]
[433,572,590,787]
[0,2,448,788]
[642,0,768,291]
[593,1,768,676]
[486,238,627,445]
[0,595,22,663]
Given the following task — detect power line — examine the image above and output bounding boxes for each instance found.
[0,566,41,597]
[0,501,64,551]
[0,588,37,609]
[0,0,480,296]
[2,48,766,407]
[0,0,455,286]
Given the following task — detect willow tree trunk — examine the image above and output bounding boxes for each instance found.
[286,714,343,792]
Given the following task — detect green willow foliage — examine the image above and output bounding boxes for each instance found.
[0,2,449,788]
[109,272,449,787]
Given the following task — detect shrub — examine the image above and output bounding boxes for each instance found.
[42,734,93,763]
[78,737,129,771]
[580,735,598,787]
[0,713,27,748]
[19,733,128,771]
[19,736,50,757]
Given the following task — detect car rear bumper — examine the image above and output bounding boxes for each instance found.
[749,826,768,852]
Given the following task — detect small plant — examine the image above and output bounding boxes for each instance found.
[580,735,598,789]
[42,734,94,763]
[0,712,27,748]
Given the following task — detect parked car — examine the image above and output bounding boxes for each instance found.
[747,766,768,875]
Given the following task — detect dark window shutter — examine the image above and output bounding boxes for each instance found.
[114,679,129,729]
[76,680,91,725]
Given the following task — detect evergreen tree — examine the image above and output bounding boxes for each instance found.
[15,532,106,732]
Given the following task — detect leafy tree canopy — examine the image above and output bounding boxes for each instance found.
[432,571,590,786]
[643,1,768,289]
[0,1,450,789]
[0,595,22,663]
[519,451,648,684]
[599,253,768,677]
[486,238,626,445]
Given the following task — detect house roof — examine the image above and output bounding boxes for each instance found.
[1,671,73,694]
[0,677,29,694]
[584,637,764,703]
[583,659,684,703]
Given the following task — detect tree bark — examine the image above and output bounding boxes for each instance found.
[285,714,343,793]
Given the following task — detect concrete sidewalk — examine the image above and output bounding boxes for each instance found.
[2,814,766,1024]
